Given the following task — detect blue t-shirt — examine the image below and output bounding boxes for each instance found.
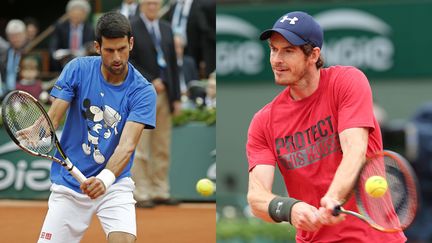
[50,56,156,193]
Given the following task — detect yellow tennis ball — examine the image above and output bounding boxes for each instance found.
[365,176,388,198]
[196,178,215,197]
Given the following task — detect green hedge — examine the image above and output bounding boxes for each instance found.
[217,218,296,243]
[0,107,216,128]
[172,108,216,126]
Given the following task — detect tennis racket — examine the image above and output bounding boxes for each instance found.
[1,90,87,184]
[332,150,419,232]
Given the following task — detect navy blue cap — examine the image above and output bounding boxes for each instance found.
[260,11,323,48]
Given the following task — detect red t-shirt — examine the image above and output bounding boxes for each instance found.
[246,66,406,242]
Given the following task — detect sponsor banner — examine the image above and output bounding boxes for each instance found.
[0,131,52,199]
[0,124,215,200]
[169,123,216,201]
[217,2,432,82]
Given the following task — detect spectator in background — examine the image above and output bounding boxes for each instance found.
[117,0,140,19]
[0,36,9,52]
[24,17,40,43]
[0,19,27,98]
[173,34,199,105]
[404,103,432,243]
[16,56,43,99]
[205,71,216,108]
[49,0,95,71]
[198,0,215,78]
[129,0,181,208]
[164,0,213,78]
[0,37,10,86]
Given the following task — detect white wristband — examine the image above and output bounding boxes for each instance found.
[96,169,116,190]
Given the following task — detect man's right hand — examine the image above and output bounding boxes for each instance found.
[318,196,346,226]
[291,202,322,232]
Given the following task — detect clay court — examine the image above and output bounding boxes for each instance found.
[0,200,215,243]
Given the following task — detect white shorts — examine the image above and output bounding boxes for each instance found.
[38,177,136,243]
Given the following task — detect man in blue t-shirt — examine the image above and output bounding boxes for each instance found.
[38,12,156,243]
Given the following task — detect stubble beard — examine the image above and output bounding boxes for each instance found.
[274,67,308,87]
[106,62,127,76]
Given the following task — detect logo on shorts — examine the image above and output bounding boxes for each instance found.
[40,232,52,240]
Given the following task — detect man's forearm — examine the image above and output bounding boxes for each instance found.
[47,98,69,130]
[325,128,368,202]
[95,144,134,190]
[248,188,276,222]
[247,168,277,222]
[102,121,144,178]
[325,153,365,202]
[104,144,135,177]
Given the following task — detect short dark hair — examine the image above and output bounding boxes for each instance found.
[23,17,39,29]
[95,11,131,44]
[300,44,324,69]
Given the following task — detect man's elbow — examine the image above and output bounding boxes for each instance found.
[247,191,275,222]
[246,191,261,218]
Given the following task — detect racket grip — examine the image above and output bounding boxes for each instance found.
[70,166,87,184]
[332,205,342,216]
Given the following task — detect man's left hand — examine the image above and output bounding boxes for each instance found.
[80,177,106,199]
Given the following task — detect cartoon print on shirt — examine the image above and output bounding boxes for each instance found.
[81,98,122,164]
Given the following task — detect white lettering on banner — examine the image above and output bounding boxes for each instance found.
[216,14,265,76]
[0,161,15,189]
[314,8,395,71]
[217,41,264,75]
[314,9,391,35]
[15,160,27,190]
[27,161,53,190]
[323,36,394,71]
[0,159,51,191]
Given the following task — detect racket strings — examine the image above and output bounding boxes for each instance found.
[357,153,418,231]
[386,159,417,227]
[358,159,399,229]
[3,94,54,154]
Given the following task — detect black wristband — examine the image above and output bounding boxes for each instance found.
[268,196,301,224]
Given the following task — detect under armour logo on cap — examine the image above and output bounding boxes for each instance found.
[280,16,298,25]
[259,11,324,49]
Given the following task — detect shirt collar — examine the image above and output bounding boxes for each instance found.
[69,23,84,31]
[140,13,159,30]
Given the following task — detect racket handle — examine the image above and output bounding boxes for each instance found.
[70,166,87,184]
[332,205,342,216]
[63,157,87,184]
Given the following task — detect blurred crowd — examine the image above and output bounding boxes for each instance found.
[0,0,216,110]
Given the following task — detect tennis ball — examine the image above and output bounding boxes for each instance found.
[196,178,215,197]
[365,176,388,198]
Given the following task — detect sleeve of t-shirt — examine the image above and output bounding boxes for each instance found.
[246,110,277,171]
[127,84,157,129]
[336,67,376,133]
[50,58,81,102]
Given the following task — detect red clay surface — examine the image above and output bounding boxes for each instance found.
[0,200,215,243]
